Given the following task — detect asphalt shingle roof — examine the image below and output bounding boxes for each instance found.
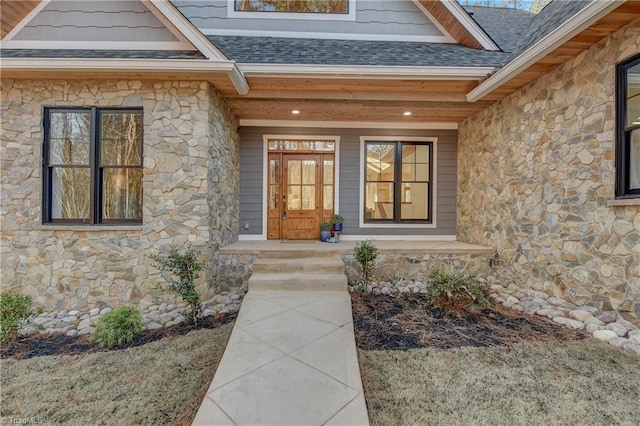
[206,35,511,67]
[464,6,535,53]
[509,0,592,59]
[0,49,206,59]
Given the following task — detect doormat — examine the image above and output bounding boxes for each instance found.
[280,240,316,244]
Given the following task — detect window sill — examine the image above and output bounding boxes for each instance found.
[40,225,142,232]
[607,198,640,207]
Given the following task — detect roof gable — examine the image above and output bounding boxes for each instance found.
[0,0,228,60]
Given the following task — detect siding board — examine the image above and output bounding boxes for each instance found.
[239,127,457,237]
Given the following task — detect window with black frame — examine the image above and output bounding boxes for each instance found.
[364,141,432,223]
[43,108,143,224]
[616,53,640,198]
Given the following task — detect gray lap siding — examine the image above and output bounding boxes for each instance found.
[239,127,457,237]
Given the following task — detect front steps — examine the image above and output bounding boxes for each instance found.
[248,249,348,291]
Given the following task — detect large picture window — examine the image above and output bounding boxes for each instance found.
[234,0,348,13]
[43,108,143,224]
[616,53,640,197]
[364,141,432,223]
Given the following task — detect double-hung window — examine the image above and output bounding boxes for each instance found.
[616,53,640,197]
[364,141,433,223]
[43,108,143,224]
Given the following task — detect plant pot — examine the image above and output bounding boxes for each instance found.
[320,230,332,242]
[332,223,343,232]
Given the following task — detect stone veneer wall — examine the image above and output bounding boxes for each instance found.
[0,79,239,310]
[458,20,640,322]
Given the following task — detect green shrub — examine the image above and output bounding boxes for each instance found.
[91,306,143,348]
[354,240,378,290]
[320,222,332,231]
[426,269,490,314]
[0,292,42,343]
[331,214,344,224]
[152,245,205,325]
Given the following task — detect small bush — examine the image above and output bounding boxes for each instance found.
[0,292,42,343]
[426,269,490,314]
[320,222,332,231]
[91,306,143,348]
[354,240,378,290]
[152,245,205,325]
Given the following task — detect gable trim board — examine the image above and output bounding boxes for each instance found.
[0,57,250,95]
[239,64,496,80]
[466,0,623,102]
[199,28,452,43]
[0,41,195,51]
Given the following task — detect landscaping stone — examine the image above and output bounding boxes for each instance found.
[552,317,585,331]
[623,343,640,356]
[586,324,605,334]
[608,337,629,349]
[569,310,592,322]
[583,317,605,327]
[629,330,640,344]
[592,330,617,342]
[606,323,629,338]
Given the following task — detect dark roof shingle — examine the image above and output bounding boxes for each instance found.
[464,6,535,53]
[206,35,510,67]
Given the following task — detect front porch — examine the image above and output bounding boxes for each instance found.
[215,240,497,293]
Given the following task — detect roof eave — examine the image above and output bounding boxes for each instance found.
[466,0,623,102]
[0,57,250,95]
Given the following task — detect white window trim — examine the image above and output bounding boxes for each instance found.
[359,136,438,229]
[227,0,356,21]
[257,134,341,240]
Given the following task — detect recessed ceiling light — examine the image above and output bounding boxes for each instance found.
[292,110,300,114]
[403,111,412,116]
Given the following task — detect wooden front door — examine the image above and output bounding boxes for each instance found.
[267,152,334,240]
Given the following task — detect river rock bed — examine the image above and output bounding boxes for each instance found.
[20,291,244,338]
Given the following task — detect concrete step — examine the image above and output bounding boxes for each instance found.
[256,249,343,259]
[248,272,348,292]
[252,258,345,274]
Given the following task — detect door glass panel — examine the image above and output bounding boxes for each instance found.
[268,139,335,152]
[323,185,333,210]
[288,160,301,185]
[323,160,333,184]
[401,183,428,220]
[269,184,279,209]
[270,159,280,184]
[302,160,315,185]
[288,186,301,210]
[302,186,315,210]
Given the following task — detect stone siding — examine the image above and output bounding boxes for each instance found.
[0,79,239,310]
[458,20,640,321]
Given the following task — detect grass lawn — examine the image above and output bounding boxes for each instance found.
[353,294,640,425]
[1,324,232,425]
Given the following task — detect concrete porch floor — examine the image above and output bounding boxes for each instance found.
[220,239,495,255]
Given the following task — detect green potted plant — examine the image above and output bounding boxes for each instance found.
[331,213,344,232]
[320,222,332,242]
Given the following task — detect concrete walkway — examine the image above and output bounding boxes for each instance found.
[193,290,369,426]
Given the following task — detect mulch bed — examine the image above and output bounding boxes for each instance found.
[1,312,237,361]
[351,293,588,351]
